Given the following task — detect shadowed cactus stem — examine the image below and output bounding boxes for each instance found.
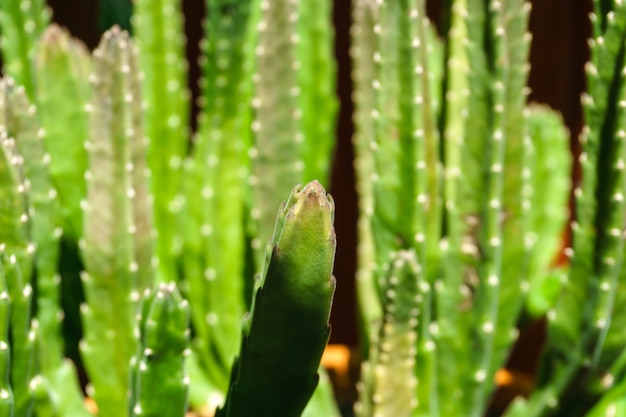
[217,180,336,417]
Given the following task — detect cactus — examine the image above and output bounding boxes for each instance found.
[250,0,338,251]
[216,180,336,417]
[80,27,154,416]
[0,77,38,417]
[34,24,91,241]
[349,0,626,415]
[129,283,190,417]
[0,0,49,98]
[1,75,90,417]
[524,105,571,316]
[355,250,422,417]
[132,0,189,284]
[180,0,254,401]
[0,258,11,416]
[7,0,626,415]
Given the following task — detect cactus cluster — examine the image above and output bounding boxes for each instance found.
[4,0,626,416]
[350,0,626,416]
[0,0,339,416]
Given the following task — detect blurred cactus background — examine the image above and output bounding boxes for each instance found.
[1,0,621,416]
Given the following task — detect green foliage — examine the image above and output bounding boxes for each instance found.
[132,0,189,284]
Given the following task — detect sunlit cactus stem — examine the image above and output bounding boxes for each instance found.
[80,27,154,416]
[519,2,626,415]
[180,1,254,401]
[132,0,189,284]
[350,0,382,354]
[0,77,40,417]
[34,25,91,242]
[0,0,50,98]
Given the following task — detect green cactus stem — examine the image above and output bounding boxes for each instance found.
[350,0,383,353]
[0,258,11,416]
[250,0,337,253]
[80,27,154,416]
[250,0,303,249]
[0,77,40,417]
[295,0,338,186]
[0,73,89,417]
[129,283,190,417]
[216,180,336,417]
[524,105,571,316]
[132,0,189,284]
[0,0,49,98]
[34,24,91,241]
[180,0,254,400]
[356,250,421,417]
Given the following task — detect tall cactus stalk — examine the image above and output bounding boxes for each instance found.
[350,0,382,352]
[132,0,189,284]
[179,1,255,402]
[251,0,305,247]
[251,0,338,251]
[0,258,11,416]
[80,27,154,416]
[34,25,91,241]
[1,75,89,417]
[295,0,338,186]
[0,77,38,417]
[0,0,49,98]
